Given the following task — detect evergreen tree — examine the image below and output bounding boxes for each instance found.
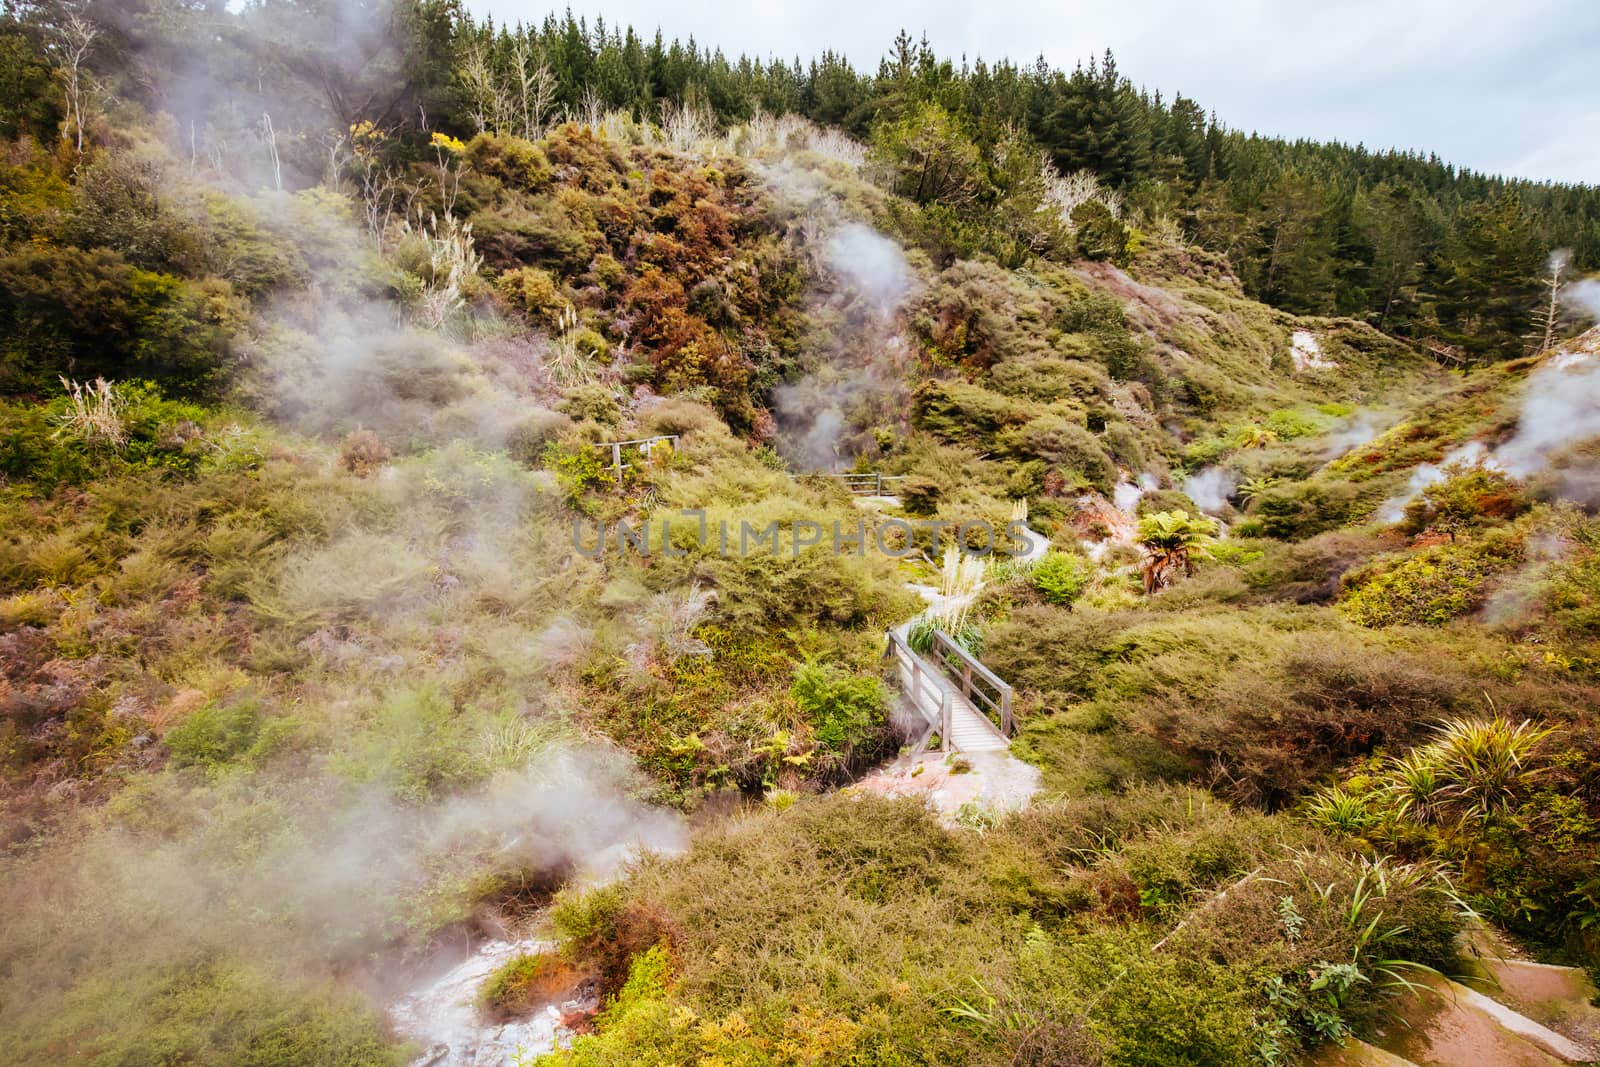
[1429,193,1545,359]
[1039,51,1151,187]
[1353,179,1439,331]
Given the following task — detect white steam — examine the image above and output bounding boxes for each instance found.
[1322,410,1390,459]
[251,748,685,958]
[1378,441,1493,523]
[1496,353,1600,477]
[772,220,918,470]
[1563,279,1600,322]
[823,222,915,318]
[1377,299,1600,523]
[1183,467,1236,514]
[1112,480,1144,515]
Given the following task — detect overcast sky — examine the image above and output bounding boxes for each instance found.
[465,0,1599,185]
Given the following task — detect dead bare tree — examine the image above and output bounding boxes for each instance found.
[347,120,417,245]
[260,113,282,191]
[459,34,556,140]
[568,86,608,133]
[1528,250,1571,355]
[509,36,556,140]
[317,129,349,189]
[457,36,504,134]
[1041,159,1123,230]
[54,3,98,153]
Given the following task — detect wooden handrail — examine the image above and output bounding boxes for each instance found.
[929,629,1014,735]
[832,472,907,496]
[593,435,680,476]
[598,435,681,448]
[884,627,1015,739]
[883,630,947,749]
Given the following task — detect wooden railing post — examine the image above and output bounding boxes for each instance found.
[610,442,623,477]
[940,688,952,752]
[1001,687,1013,735]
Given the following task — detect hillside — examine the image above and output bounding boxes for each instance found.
[2,4,1600,1067]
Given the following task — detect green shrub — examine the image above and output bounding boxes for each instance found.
[543,440,614,506]
[791,662,890,771]
[0,151,72,245]
[548,881,673,999]
[572,327,610,361]
[1102,422,1146,469]
[1310,712,1600,947]
[1169,851,1464,1046]
[1239,531,1383,603]
[464,132,553,190]
[550,882,628,963]
[697,537,914,636]
[506,409,573,465]
[195,192,312,296]
[1070,200,1134,264]
[64,152,204,274]
[1135,489,1200,517]
[911,379,1036,446]
[496,265,569,323]
[0,401,94,487]
[1263,407,1331,441]
[906,615,938,655]
[900,474,943,516]
[1253,478,1384,540]
[1063,935,1258,1065]
[636,396,725,439]
[1000,414,1116,493]
[869,101,984,208]
[335,686,478,800]
[0,30,59,140]
[1032,551,1093,606]
[1401,464,1528,537]
[587,942,676,1032]
[557,383,621,425]
[989,357,1108,403]
[1341,532,1522,627]
[472,200,595,273]
[989,605,1473,805]
[164,697,266,768]
[7,958,404,1067]
[0,245,242,395]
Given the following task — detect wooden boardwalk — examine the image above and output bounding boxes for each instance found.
[880,521,1040,755]
[884,629,1010,753]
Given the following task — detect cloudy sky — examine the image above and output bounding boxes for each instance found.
[466,0,1598,184]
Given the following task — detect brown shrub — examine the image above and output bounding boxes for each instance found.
[337,429,391,477]
[1135,636,1469,806]
[478,950,584,1021]
[635,396,724,439]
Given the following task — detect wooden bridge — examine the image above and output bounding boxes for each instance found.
[883,627,1014,753]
